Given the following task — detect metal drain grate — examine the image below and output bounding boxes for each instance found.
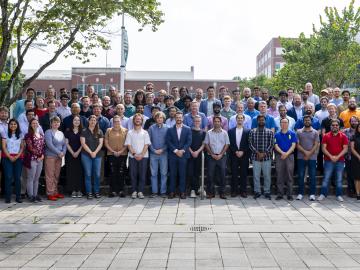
[189,225,212,232]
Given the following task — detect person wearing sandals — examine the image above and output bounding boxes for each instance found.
[24,118,45,202]
[64,115,83,198]
[80,115,104,199]
[44,116,66,201]
[2,119,25,203]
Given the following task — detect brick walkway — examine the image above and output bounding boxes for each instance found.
[0,196,360,269]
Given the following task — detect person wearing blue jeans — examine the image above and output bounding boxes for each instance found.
[148,111,168,197]
[318,118,349,202]
[296,115,320,201]
[80,115,104,199]
[249,115,274,200]
[2,119,25,203]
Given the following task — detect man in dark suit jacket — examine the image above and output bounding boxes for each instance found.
[228,114,250,198]
[286,94,304,122]
[166,111,192,199]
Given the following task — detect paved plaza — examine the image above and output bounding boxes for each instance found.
[0,196,360,269]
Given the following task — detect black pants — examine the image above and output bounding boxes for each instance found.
[108,155,127,193]
[66,153,84,193]
[207,155,226,195]
[230,154,249,194]
[187,155,202,191]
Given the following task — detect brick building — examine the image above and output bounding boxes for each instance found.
[23,66,239,98]
[256,37,286,78]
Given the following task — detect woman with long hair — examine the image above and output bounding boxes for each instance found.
[34,96,48,119]
[80,115,104,199]
[351,123,360,200]
[133,89,146,107]
[44,116,66,201]
[24,118,45,202]
[65,115,83,198]
[2,119,25,203]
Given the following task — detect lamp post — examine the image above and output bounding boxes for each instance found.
[120,13,128,97]
[71,73,106,96]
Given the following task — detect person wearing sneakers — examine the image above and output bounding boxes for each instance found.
[148,111,168,198]
[188,115,206,198]
[80,115,104,199]
[44,116,66,201]
[318,119,349,202]
[64,115,83,198]
[296,115,320,201]
[125,113,151,199]
[274,118,297,201]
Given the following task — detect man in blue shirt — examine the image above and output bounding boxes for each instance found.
[294,104,321,131]
[274,118,297,200]
[148,111,168,198]
[251,101,276,132]
[184,101,208,130]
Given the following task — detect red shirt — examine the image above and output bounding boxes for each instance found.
[322,131,348,162]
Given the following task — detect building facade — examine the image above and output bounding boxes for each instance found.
[23,66,238,98]
[256,37,285,78]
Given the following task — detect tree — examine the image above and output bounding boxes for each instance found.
[0,0,164,106]
[273,0,360,93]
[233,74,276,94]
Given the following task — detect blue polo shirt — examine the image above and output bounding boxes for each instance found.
[274,130,297,152]
[251,114,276,130]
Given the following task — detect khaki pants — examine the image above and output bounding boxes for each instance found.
[45,156,62,196]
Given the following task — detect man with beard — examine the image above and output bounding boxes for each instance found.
[184,101,208,130]
[277,90,293,111]
[321,103,344,135]
[274,105,295,132]
[0,106,9,137]
[62,103,88,131]
[287,94,304,122]
[200,86,221,116]
[296,115,320,201]
[344,116,359,197]
[127,104,149,130]
[101,96,115,120]
[251,101,276,133]
[111,104,129,129]
[166,112,192,199]
[294,104,320,131]
[194,88,204,104]
[249,114,274,200]
[124,92,136,118]
[338,90,351,114]
[207,102,228,131]
[241,88,252,110]
[174,87,189,111]
[339,97,360,128]
[318,119,348,202]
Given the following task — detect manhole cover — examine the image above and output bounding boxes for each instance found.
[189,226,212,232]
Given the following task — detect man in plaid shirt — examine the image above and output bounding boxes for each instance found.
[249,114,274,200]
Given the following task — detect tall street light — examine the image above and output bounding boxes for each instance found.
[120,13,129,97]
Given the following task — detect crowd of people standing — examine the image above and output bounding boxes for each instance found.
[0,82,360,203]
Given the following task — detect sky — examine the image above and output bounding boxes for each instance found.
[23,0,352,80]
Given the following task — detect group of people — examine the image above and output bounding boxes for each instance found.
[1,81,360,203]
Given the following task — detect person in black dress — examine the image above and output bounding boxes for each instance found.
[187,115,206,198]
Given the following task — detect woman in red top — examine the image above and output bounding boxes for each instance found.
[34,96,48,118]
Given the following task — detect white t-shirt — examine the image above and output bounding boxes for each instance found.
[124,128,151,158]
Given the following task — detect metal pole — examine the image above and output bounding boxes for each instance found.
[200,152,205,200]
[120,13,126,97]
[9,47,14,118]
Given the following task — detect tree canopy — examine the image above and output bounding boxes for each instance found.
[0,0,164,105]
[272,0,360,93]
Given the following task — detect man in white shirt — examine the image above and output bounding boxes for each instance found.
[314,97,329,124]
[125,113,151,199]
[305,82,320,105]
[0,106,9,137]
[56,94,71,120]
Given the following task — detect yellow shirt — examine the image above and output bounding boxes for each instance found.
[339,109,360,128]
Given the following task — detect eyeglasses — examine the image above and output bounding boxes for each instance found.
[331,124,339,127]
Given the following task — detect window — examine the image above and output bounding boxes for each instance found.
[267,50,271,59]
[276,47,284,56]
[36,91,43,97]
[275,62,285,71]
